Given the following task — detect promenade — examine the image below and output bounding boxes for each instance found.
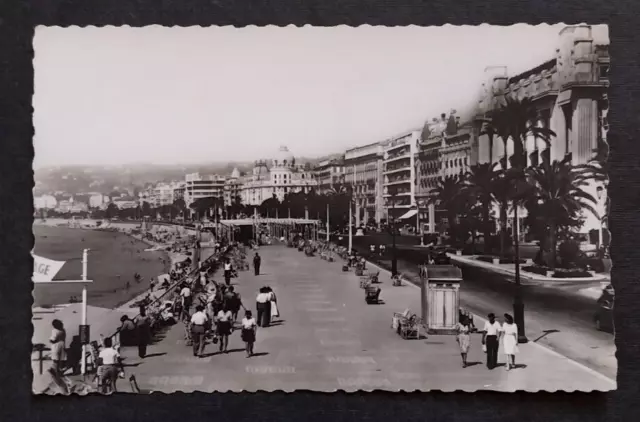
[117,245,615,393]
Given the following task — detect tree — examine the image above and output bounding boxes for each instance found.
[259,194,281,218]
[525,155,599,269]
[463,163,500,253]
[105,203,119,219]
[326,181,352,228]
[430,174,466,243]
[141,201,152,217]
[173,198,187,219]
[190,196,223,220]
[482,96,556,256]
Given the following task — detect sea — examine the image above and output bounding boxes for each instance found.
[32,224,169,309]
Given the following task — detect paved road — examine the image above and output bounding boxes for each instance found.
[117,245,614,393]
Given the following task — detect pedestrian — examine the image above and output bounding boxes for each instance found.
[241,310,257,358]
[226,286,243,322]
[134,306,151,359]
[180,283,192,321]
[267,286,280,322]
[190,305,208,357]
[456,314,472,368]
[98,337,123,394]
[502,313,519,371]
[255,287,270,327]
[253,252,262,276]
[48,319,68,393]
[216,304,233,353]
[117,315,137,347]
[224,259,233,285]
[482,313,502,370]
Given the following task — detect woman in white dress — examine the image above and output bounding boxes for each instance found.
[267,286,280,322]
[501,313,519,371]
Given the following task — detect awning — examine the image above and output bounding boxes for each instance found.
[398,209,418,220]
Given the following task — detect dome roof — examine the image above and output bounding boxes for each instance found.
[273,146,295,166]
[230,167,240,178]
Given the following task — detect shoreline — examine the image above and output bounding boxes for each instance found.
[33,221,175,310]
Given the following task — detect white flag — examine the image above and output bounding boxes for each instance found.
[32,254,66,283]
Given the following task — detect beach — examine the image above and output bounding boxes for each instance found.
[32,224,169,309]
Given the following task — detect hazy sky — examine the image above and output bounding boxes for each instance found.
[34,24,596,168]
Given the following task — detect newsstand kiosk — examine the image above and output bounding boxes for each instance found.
[419,265,462,334]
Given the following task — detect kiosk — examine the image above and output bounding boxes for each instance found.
[420,265,462,334]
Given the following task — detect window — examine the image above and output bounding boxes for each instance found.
[599,65,609,79]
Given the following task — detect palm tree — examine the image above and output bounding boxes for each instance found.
[430,174,466,243]
[526,155,599,269]
[463,163,499,253]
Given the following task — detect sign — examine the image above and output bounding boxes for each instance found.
[79,325,90,345]
[32,254,66,283]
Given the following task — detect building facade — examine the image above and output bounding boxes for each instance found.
[343,142,384,225]
[183,173,226,207]
[474,24,609,236]
[240,146,317,206]
[224,167,243,207]
[382,130,420,222]
[312,157,345,195]
[34,194,57,210]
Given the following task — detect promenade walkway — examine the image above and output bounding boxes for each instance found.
[116,245,615,393]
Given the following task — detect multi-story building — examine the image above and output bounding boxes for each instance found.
[152,183,176,207]
[33,194,57,210]
[473,24,609,237]
[240,146,317,206]
[183,173,226,208]
[382,130,420,222]
[224,168,243,207]
[312,156,345,195]
[343,142,384,226]
[89,193,109,208]
[173,182,185,202]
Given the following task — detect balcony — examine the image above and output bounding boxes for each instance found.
[384,177,411,186]
[383,190,412,197]
[383,166,411,176]
[384,152,411,163]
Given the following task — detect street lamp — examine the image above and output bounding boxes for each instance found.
[597,185,605,248]
[513,198,527,344]
[390,193,398,276]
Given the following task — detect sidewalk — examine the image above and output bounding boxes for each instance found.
[116,245,615,392]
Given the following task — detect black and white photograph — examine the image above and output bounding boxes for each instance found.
[31,24,613,394]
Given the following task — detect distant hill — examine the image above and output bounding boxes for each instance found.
[33,158,321,196]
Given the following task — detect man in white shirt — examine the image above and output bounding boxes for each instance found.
[180,285,192,319]
[98,337,122,393]
[482,313,502,370]
[190,305,209,357]
[255,288,270,327]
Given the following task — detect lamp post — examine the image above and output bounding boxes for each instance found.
[513,201,528,343]
[348,194,353,252]
[326,203,330,242]
[597,185,605,248]
[390,193,398,276]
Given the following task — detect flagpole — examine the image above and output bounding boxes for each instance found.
[81,248,88,376]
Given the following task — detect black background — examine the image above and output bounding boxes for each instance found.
[1,1,639,421]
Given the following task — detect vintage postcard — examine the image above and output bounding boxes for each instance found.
[32,24,614,394]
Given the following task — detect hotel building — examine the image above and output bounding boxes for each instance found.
[382,130,420,222]
[224,167,243,207]
[240,146,317,206]
[312,156,345,195]
[183,173,226,208]
[473,24,609,238]
[343,142,385,225]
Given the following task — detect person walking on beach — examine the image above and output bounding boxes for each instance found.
[189,305,208,357]
[501,313,519,371]
[253,252,261,276]
[456,314,472,368]
[241,310,257,358]
[482,313,502,370]
[134,306,151,359]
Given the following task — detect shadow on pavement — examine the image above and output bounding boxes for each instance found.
[143,352,167,358]
[533,329,560,343]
